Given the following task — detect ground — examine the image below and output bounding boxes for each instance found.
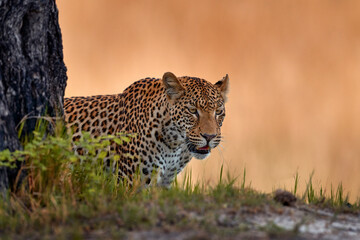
[3,188,360,240]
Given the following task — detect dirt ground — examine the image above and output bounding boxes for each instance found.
[80,203,360,240]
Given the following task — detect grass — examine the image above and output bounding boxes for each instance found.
[0,121,359,239]
[298,171,359,211]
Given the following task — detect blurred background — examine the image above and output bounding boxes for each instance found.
[58,0,360,200]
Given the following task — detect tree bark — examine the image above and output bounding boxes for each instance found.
[0,0,67,194]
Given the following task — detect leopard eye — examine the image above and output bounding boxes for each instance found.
[187,107,198,115]
[215,109,223,115]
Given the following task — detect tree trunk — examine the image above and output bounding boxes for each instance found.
[0,0,67,194]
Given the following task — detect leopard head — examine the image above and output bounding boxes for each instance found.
[162,72,229,160]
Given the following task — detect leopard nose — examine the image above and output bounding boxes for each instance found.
[200,133,216,143]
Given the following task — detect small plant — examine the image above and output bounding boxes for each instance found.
[241,168,246,190]
[0,120,133,224]
[305,172,315,203]
[293,171,299,195]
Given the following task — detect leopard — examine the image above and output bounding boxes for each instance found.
[64,72,229,188]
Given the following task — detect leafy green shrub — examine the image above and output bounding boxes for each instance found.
[0,120,132,206]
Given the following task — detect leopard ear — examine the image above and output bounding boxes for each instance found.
[162,72,184,101]
[215,74,229,102]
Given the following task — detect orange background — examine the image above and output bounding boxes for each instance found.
[58,1,360,199]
